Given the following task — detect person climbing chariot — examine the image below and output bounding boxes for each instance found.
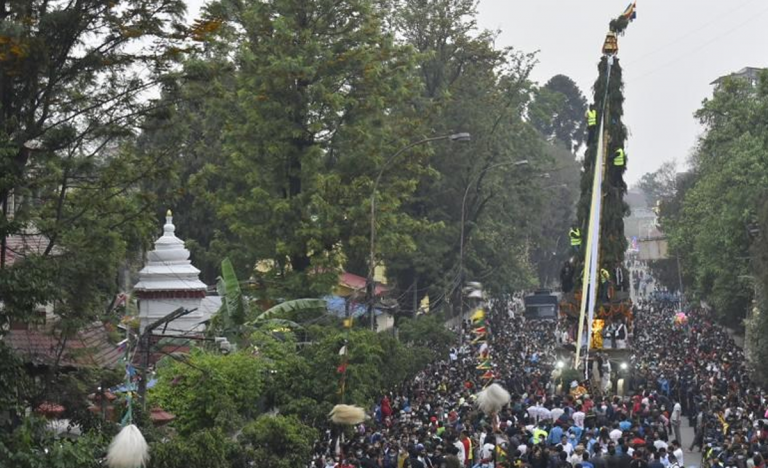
[585,104,598,146]
[569,226,582,253]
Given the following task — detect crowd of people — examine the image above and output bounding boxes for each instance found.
[310,263,768,468]
[631,294,768,468]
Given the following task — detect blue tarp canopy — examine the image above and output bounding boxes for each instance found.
[111,379,157,393]
[323,295,385,318]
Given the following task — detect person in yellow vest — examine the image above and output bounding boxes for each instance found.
[569,226,582,254]
[600,268,610,283]
[585,104,598,146]
[610,148,627,186]
[532,422,548,445]
[600,267,611,301]
[613,148,626,167]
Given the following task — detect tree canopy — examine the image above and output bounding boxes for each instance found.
[0,0,588,465]
[530,74,588,152]
[0,0,189,331]
[658,72,768,325]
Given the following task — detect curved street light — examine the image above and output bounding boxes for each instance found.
[459,159,529,286]
[368,132,471,330]
[456,159,533,317]
[457,163,567,315]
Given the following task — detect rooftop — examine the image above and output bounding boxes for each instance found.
[5,321,123,369]
[338,271,388,297]
[2,232,57,266]
[711,67,765,86]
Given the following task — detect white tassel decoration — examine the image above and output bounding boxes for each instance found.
[107,424,149,468]
[475,383,511,416]
[329,404,367,425]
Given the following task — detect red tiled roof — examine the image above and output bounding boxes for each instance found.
[36,402,65,418]
[3,233,52,266]
[5,321,123,369]
[339,272,388,295]
[150,407,176,425]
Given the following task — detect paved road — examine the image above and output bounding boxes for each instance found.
[680,422,703,468]
[630,265,701,467]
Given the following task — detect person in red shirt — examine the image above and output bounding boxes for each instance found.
[583,395,594,414]
[381,395,392,419]
[460,431,473,467]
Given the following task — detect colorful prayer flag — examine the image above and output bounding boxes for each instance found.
[471,309,486,323]
[476,360,492,370]
[621,2,637,21]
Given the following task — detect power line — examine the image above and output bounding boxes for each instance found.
[627,4,768,84]
[626,0,763,67]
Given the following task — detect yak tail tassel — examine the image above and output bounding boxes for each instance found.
[107,424,149,468]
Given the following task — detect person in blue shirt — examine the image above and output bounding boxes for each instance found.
[619,415,632,432]
[585,430,597,455]
[579,452,595,468]
[657,376,670,396]
[568,424,584,444]
[548,423,564,446]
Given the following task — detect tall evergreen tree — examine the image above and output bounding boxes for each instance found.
[747,193,768,385]
[575,21,631,284]
[530,75,588,152]
[389,0,545,308]
[136,12,239,284]
[205,0,427,299]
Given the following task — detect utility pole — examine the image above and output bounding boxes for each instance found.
[137,307,195,407]
[368,133,471,330]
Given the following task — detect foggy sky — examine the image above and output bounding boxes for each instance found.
[184,0,768,184]
[477,0,768,184]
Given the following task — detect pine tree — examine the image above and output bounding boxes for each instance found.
[209,0,427,299]
[572,15,633,297]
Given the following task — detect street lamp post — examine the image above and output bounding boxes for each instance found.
[458,159,529,316]
[368,132,471,331]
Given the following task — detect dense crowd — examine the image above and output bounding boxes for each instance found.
[631,296,768,467]
[311,264,768,468]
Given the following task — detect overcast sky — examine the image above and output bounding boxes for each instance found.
[476,0,768,184]
[184,0,768,185]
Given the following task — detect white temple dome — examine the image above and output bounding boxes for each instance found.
[134,210,207,293]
